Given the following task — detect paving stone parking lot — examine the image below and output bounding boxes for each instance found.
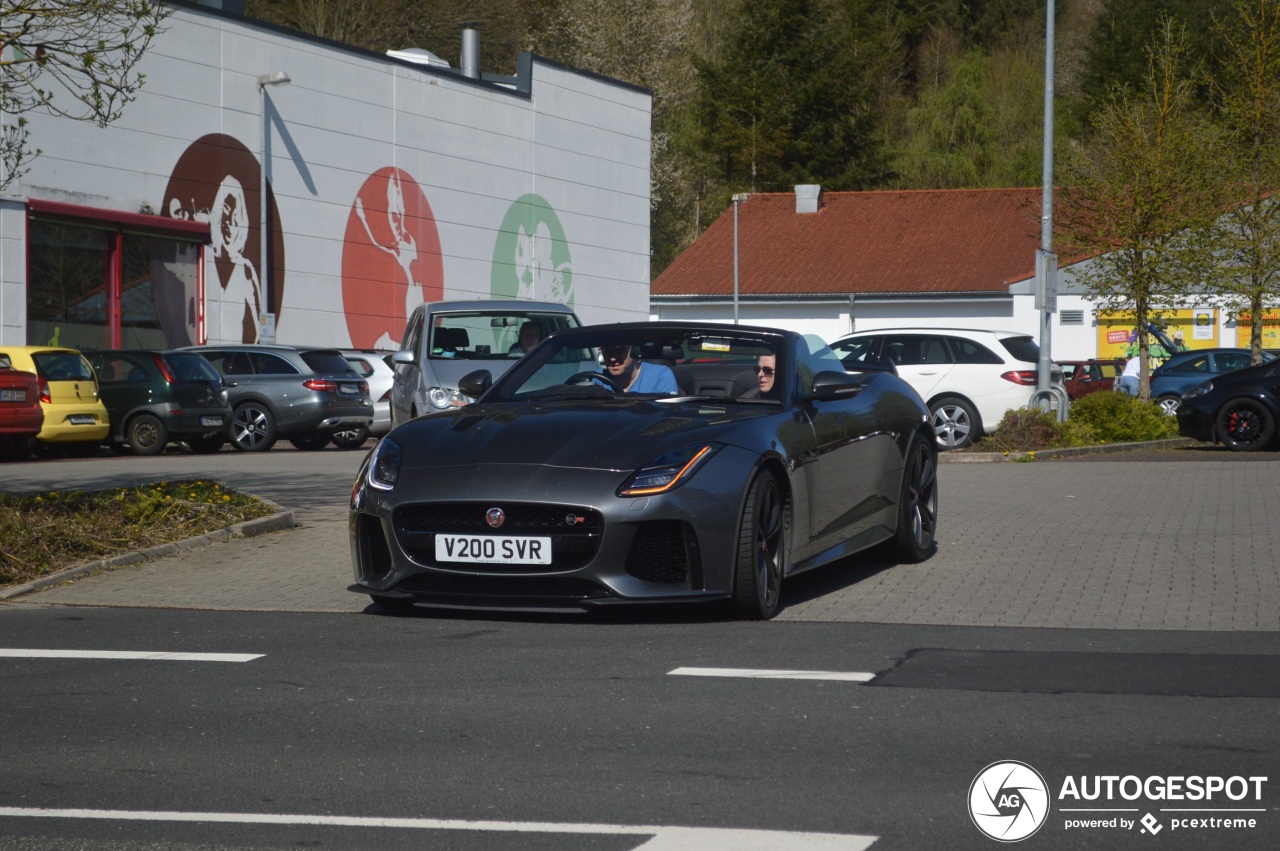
[3,445,1278,631]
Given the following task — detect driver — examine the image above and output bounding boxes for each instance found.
[599,344,678,394]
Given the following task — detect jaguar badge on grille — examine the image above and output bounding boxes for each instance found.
[485,507,505,528]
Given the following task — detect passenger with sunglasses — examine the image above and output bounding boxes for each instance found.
[598,344,678,393]
[741,353,782,400]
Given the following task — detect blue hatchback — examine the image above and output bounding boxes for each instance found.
[1150,348,1276,415]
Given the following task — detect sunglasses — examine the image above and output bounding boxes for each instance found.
[601,346,631,362]
[752,366,776,376]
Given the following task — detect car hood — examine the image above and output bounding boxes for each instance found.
[428,357,520,389]
[391,398,774,472]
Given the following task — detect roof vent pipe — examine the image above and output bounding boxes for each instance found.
[460,24,480,79]
[795,184,822,214]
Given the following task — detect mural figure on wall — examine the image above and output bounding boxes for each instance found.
[209,174,262,342]
[342,167,443,350]
[163,133,285,344]
[491,194,574,305]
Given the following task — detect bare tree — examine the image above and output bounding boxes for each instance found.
[1,0,170,191]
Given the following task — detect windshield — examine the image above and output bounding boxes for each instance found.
[428,311,580,360]
[485,326,788,404]
[165,352,223,383]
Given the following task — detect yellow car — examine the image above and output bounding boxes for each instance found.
[0,346,109,452]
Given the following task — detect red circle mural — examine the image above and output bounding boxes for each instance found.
[341,167,444,349]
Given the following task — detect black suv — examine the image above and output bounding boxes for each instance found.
[182,344,372,451]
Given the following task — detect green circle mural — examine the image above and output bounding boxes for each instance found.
[490,194,574,307]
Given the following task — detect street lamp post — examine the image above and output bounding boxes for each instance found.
[732,193,748,324]
[257,71,291,342]
[1036,2,1056,395]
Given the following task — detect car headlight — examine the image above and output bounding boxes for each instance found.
[1182,380,1213,400]
[618,444,720,497]
[427,386,467,409]
[367,437,403,491]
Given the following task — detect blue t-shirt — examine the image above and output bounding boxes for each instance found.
[598,362,679,394]
[629,362,679,394]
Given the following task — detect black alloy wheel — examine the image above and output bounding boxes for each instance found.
[880,433,939,562]
[732,469,789,620]
[1217,398,1276,451]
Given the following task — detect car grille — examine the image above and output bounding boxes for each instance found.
[393,501,603,573]
[625,520,703,587]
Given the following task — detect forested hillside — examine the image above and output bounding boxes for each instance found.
[245,0,1250,278]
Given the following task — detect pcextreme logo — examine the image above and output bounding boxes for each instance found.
[969,761,1051,842]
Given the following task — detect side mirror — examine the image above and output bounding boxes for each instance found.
[392,349,416,365]
[458,369,492,399]
[809,370,861,400]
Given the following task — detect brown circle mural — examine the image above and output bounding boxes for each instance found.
[341,167,444,350]
[163,133,285,344]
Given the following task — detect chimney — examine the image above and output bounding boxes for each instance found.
[795,184,822,214]
[460,24,480,79]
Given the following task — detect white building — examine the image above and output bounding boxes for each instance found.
[1,1,652,352]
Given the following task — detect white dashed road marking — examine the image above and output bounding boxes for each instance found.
[669,666,875,682]
[0,649,263,662]
[0,808,878,850]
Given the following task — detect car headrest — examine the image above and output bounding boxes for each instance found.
[435,327,470,350]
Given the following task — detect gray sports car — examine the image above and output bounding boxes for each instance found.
[348,322,938,619]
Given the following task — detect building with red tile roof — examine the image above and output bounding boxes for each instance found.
[649,185,1114,357]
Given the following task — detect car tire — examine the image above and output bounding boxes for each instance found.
[127,413,168,456]
[930,396,981,450]
[230,402,277,452]
[185,434,226,454]
[331,425,370,449]
[732,468,788,620]
[289,433,331,451]
[1157,395,1181,416]
[878,432,938,563]
[1216,397,1276,451]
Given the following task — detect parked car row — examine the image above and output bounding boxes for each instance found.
[0,343,376,460]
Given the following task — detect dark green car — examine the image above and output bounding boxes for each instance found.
[85,350,233,456]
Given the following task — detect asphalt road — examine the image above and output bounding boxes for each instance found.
[0,442,1276,849]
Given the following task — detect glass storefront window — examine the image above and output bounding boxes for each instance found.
[27,216,203,349]
[27,221,111,350]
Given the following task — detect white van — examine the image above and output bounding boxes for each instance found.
[389,300,581,426]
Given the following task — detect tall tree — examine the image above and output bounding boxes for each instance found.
[247,0,532,73]
[1,0,170,191]
[1057,17,1226,399]
[1208,0,1280,363]
[695,0,893,197]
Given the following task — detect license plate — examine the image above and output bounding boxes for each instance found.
[435,534,552,565]
[68,415,96,425]
[338,383,360,397]
[0,389,24,402]
[200,416,224,427]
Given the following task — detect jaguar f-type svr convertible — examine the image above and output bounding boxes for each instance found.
[349,322,938,619]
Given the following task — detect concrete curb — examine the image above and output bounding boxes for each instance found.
[941,436,1199,463]
[0,498,295,602]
